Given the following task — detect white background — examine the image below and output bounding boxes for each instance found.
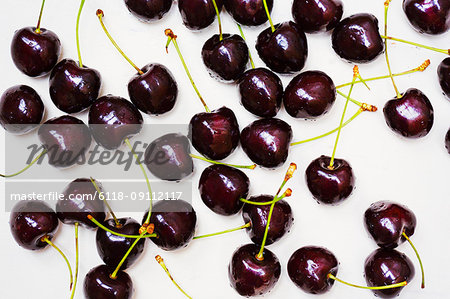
[0,0,449,298]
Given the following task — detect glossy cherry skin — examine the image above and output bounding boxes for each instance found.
[438,57,450,99]
[256,21,308,74]
[84,265,133,299]
[292,0,343,33]
[332,14,384,63]
[9,200,59,250]
[241,118,292,168]
[11,27,61,77]
[128,63,178,115]
[89,95,143,150]
[242,195,293,245]
[383,88,434,138]
[38,115,92,168]
[446,128,450,154]
[365,248,415,298]
[305,155,355,205]
[56,178,106,229]
[364,201,416,248]
[124,0,173,22]
[178,0,224,30]
[238,68,283,118]
[202,34,249,82]
[199,164,249,215]
[0,85,44,134]
[228,244,281,297]
[96,218,146,270]
[224,0,273,26]
[287,246,338,294]
[142,199,197,251]
[284,70,336,119]
[49,59,101,114]
[189,107,240,160]
[403,0,450,35]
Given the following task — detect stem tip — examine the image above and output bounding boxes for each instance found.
[96,9,104,17]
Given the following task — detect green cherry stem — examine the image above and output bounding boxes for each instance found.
[402,232,425,289]
[384,0,401,98]
[69,223,79,299]
[89,177,120,227]
[96,9,144,75]
[380,35,449,55]
[211,0,223,41]
[237,23,255,69]
[327,273,407,290]
[165,29,211,113]
[336,90,362,106]
[0,148,47,178]
[262,0,275,32]
[41,236,73,290]
[76,0,86,67]
[240,189,291,206]
[35,0,46,33]
[110,231,146,279]
[189,154,256,169]
[87,215,157,238]
[193,222,251,240]
[155,255,193,299]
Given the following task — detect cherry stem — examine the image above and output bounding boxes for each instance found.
[402,232,425,289]
[262,0,275,32]
[0,148,47,178]
[189,154,256,169]
[193,222,251,240]
[165,29,211,113]
[211,0,222,41]
[336,90,362,106]
[89,177,120,227]
[240,189,291,206]
[87,215,157,238]
[380,35,449,55]
[41,236,73,290]
[155,255,193,299]
[329,67,358,169]
[384,0,401,98]
[76,0,86,67]
[69,223,79,299]
[237,24,255,69]
[96,9,143,75]
[111,231,146,279]
[327,273,407,290]
[35,0,46,33]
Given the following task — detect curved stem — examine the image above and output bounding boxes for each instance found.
[0,149,47,178]
[262,0,275,32]
[328,273,407,290]
[69,223,79,299]
[193,223,251,240]
[76,0,86,67]
[41,236,73,290]
[96,10,143,74]
[111,232,146,279]
[35,0,46,33]
[189,154,256,169]
[165,29,210,113]
[380,35,449,55]
[211,0,222,41]
[402,232,425,289]
[384,1,401,98]
[237,24,255,69]
[89,177,120,227]
[155,255,192,299]
[240,191,290,206]
[88,215,157,238]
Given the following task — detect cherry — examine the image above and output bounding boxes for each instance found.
[84,265,133,299]
[124,0,173,22]
[238,68,283,118]
[228,244,281,296]
[292,0,343,33]
[199,164,249,215]
[283,70,336,119]
[403,0,450,35]
[242,195,293,245]
[365,248,415,298]
[383,88,434,138]
[446,128,450,154]
[256,21,308,74]
[224,0,273,26]
[88,95,143,150]
[178,0,224,30]
[142,199,197,251]
[240,118,292,168]
[0,85,44,134]
[332,13,384,63]
[438,57,450,99]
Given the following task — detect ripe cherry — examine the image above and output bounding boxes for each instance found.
[178,0,223,30]
[124,0,173,22]
[84,265,133,299]
[403,0,450,35]
[438,57,450,99]
[292,0,343,33]
[225,0,273,26]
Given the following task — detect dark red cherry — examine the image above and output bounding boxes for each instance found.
[383,88,434,138]
[201,34,249,82]
[0,85,44,134]
[438,57,450,99]
[178,0,224,30]
[365,248,415,298]
[142,199,197,251]
[88,95,143,150]
[38,115,92,168]
[238,68,283,118]
[96,218,146,270]
[403,0,450,35]
[56,178,106,229]
[11,27,61,77]
[364,201,416,248]
[128,63,178,115]
[124,0,173,22]
[242,195,293,245]
[446,128,450,154]
[145,133,194,181]
[292,0,343,33]
[256,21,308,74]
[332,13,384,63]
[305,155,355,205]
[189,106,240,160]
[9,200,59,250]
[84,265,133,299]
[287,246,338,294]
[283,70,336,119]
[49,59,101,114]
[228,244,281,297]
[199,164,249,215]
[224,0,273,26]
[240,118,292,168]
